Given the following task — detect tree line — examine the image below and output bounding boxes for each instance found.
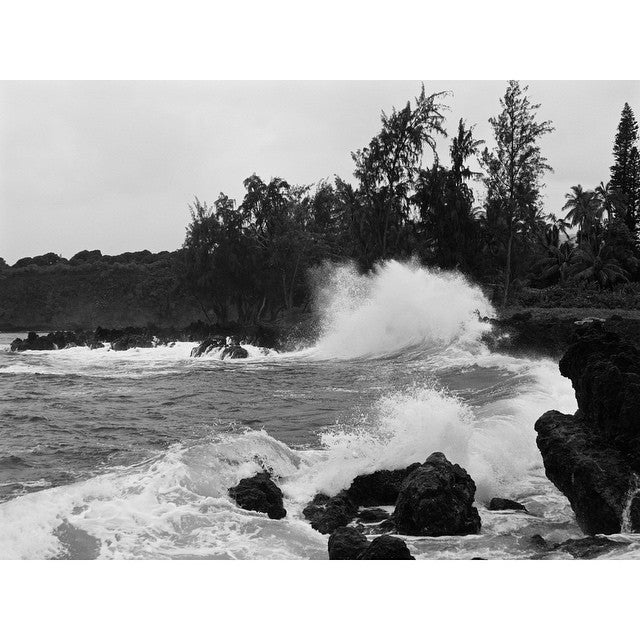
[180,81,640,321]
[3,81,639,325]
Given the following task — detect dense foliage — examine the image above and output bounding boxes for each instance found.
[2,82,639,328]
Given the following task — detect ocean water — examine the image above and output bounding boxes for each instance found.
[1,260,638,559]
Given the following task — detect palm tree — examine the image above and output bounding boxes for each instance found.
[534,241,574,284]
[546,213,572,241]
[570,242,629,287]
[450,119,484,184]
[562,185,603,240]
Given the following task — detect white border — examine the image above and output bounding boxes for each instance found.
[1,1,638,636]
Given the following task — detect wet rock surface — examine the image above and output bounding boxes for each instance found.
[327,527,370,560]
[228,472,287,520]
[488,498,527,511]
[535,324,640,535]
[357,535,414,560]
[393,452,481,536]
[302,492,358,534]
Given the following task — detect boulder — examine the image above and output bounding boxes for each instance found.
[302,491,358,534]
[228,472,286,520]
[111,334,154,350]
[357,535,414,560]
[558,325,640,454]
[393,452,481,536]
[488,498,527,511]
[221,345,249,359]
[10,332,57,351]
[327,527,370,560]
[190,336,225,358]
[535,324,640,535]
[357,507,390,522]
[345,463,421,506]
[553,536,629,559]
[535,410,634,535]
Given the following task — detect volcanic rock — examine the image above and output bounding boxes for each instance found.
[345,464,421,506]
[393,452,481,536]
[302,491,358,534]
[535,324,640,535]
[327,527,370,560]
[228,472,286,520]
[488,498,527,511]
[357,535,414,560]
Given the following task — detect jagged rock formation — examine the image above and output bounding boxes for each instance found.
[303,453,481,537]
[535,323,640,535]
[228,472,287,520]
[392,452,481,536]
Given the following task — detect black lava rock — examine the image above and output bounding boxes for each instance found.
[302,491,358,534]
[357,535,414,560]
[488,498,527,511]
[357,507,390,522]
[345,464,421,506]
[328,527,370,560]
[228,472,286,520]
[393,452,481,536]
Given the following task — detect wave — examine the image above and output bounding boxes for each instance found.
[312,260,494,359]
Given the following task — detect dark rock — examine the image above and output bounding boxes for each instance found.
[228,472,286,520]
[357,535,414,560]
[357,507,389,522]
[190,336,225,358]
[488,498,527,511]
[535,411,633,535]
[302,491,358,534]
[377,518,396,533]
[554,536,628,559]
[393,452,481,536]
[327,527,370,560]
[535,325,640,535]
[529,534,551,550]
[221,344,249,359]
[10,333,57,351]
[345,463,421,506]
[111,334,154,350]
[558,325,640,454]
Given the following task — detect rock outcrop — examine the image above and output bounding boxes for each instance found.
[327,527,370,560]
[302,492,358,534]
[393,452,481,536]
[535,323,640,535]
[228,472,287,520]
[303,456,481,537]
[327,528,415,560]
[357,535,415,560]
[488,498,527,511]
[190,336,249,359]
[345,464,421,506]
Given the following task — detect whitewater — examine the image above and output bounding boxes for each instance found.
[2,260,638,559]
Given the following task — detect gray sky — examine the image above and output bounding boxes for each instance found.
[1,81,639,265]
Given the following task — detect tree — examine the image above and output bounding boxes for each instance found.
[562,184,603,243]
[481,80,554,306]
[350,85,448,267]
[413,120,484,272]
[610,103,640,234]
[533,241,574,284]
[570,242,629,288]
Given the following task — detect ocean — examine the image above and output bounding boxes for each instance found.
[1,261,637,559]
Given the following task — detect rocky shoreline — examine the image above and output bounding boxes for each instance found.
[484,307,640,357]
[535,322,640,535]
[8,322,280,358]
[222,319,640,559]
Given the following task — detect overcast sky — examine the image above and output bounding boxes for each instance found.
[1,81,639,265]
